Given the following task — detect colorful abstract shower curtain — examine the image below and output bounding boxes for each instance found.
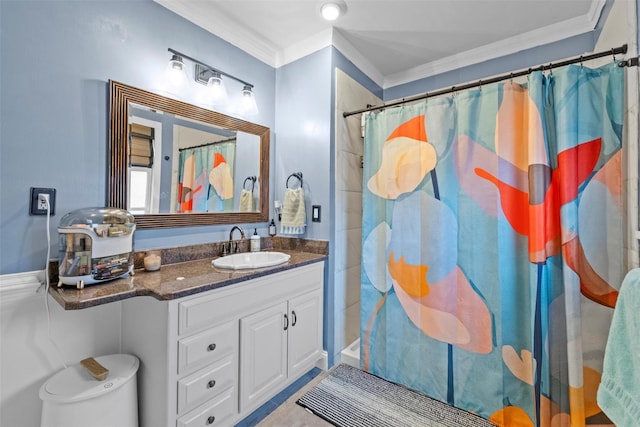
[177,141,235,213]
[361,62,625,426]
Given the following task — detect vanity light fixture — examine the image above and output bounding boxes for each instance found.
[321,2,342,21]
[167,48,258,115]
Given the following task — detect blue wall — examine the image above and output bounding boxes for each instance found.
[274,48,333,241]
[0,0,275,275]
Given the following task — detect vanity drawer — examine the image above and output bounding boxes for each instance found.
[178,320,237,374]
[177,355,236,414]
[176,388,235,427]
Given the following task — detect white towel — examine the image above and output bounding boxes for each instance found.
[280,187,306,235]
[239,189,254,212]
[597,268,640,426]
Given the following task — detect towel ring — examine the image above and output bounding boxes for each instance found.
[286,172,303,188]
[243,176,256,191]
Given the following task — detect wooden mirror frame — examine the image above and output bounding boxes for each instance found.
[108,80,270,229]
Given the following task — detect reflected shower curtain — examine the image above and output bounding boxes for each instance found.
[361,62,624,426]
[177,141,235,213]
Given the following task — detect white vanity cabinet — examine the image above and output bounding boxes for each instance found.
[239,288,323,410]
[121,262,325,427]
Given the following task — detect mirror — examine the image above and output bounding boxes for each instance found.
[109,80,270,229]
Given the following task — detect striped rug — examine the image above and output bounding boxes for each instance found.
[297,364,496,427]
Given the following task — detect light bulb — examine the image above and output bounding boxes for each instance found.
[166,54,187,88]
[240,85,259,116]
[207,72,228,106]
[169,54,184,71]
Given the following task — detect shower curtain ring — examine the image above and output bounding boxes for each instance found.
[611,48,616,61]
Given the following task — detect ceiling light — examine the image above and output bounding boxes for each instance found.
[321,3,341,21]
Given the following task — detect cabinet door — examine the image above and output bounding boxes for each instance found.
[239,301,288,411]
[287,289,323,379]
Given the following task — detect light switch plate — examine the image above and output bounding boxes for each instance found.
[312,205,321,222]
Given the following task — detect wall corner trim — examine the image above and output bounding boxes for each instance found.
[0,270,44,306]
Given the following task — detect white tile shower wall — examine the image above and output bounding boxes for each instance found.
[0,271,122,427]
[334,69,381,358]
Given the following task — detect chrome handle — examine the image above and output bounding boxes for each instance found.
[207,343,216,352]
[284,313,289,331]
[291,310,297,327]
[207,380,216,389]
[206,415,216,425]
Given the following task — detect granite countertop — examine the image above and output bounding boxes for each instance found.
[50,241,327,310]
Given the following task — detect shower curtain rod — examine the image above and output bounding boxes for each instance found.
[178,137,236,152]
[343,44,637,117]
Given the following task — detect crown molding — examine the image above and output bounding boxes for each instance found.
[331,28,385,88]
[383,0,606,88]
[276,27,334,68]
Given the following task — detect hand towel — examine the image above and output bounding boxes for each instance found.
[596,268,640,426]
[239,189,254,212]
[280,187,306,235]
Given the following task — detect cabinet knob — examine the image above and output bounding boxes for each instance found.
[207,379,216,389]
[206,415,216,425]
[207,343,217,352]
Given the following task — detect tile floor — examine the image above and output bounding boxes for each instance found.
[234,368,323,427]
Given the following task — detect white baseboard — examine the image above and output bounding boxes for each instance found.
[315,350,329,371]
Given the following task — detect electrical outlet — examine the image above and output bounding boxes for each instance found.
[38,194,50,210]
[29,187,56,215]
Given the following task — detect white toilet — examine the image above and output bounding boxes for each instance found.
[39,354,139,427]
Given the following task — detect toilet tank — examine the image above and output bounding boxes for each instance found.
[57,207,135,287]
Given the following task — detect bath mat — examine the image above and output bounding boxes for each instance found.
[297,364,496,427]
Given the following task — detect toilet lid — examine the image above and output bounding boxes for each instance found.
[39,354,139,403]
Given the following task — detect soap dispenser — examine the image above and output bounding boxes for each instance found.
[250,228,261,252]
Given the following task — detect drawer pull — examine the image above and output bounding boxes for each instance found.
[291,310,297,327]
[207,415,216,425]
[284,313,289,331]
[207,379,216,389]
[207,343,217,352]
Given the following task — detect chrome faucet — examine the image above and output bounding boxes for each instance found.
[228,226,245,253]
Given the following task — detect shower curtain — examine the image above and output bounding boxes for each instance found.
[361,62,625,426]
[177,141,235,213]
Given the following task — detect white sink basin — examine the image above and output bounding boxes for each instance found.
[212,251,291,270]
